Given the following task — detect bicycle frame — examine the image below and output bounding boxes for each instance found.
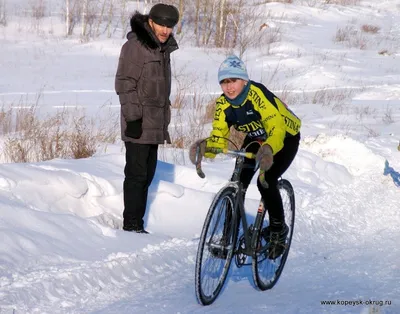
[232,185,268,258]
[194,139,269,257]
[227,152,267,258]
[195,138,296,304]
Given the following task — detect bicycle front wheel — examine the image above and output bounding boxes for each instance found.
[252,179,295,291]
[195,184,239,305]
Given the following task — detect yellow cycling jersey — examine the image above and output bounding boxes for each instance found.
[207,81,301,156]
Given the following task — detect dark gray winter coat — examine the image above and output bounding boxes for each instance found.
[115,12,178,144]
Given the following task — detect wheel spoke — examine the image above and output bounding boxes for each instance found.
[252,179,295,290]
[195,185,239,305]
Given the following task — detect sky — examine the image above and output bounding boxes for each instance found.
[0,0,400,313]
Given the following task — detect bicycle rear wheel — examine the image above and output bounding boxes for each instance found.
[195,185,239,305]
[252,179,295,291]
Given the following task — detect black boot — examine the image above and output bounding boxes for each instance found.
[123,222,149,234]
[262,222,289,259]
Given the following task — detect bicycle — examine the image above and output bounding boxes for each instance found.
[194,138,295,306]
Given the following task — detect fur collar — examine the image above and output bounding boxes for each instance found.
[128,11,178,52]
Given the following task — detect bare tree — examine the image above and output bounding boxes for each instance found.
[143,0,153,14]
[119,0,129,38]
[106,0,115,37]
[0,0,7,27]
[232,2,273,57]
[176,0,184,35]
[95,0,106,37]
[81,0,89,37]
[215,0,227,47]
[199,0,217,46]
[194,0,200,37]
[66,0,71,35]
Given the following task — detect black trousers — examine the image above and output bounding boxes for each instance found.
[123,142,158,229]
[238,133,300,225]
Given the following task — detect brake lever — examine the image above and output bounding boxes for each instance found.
[255,159,269,188]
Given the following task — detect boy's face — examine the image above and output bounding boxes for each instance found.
[220,78,247,99]
[149,19,173,43]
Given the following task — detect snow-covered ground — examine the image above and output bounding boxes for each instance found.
[0,0,399,313]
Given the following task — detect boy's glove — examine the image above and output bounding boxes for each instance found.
[204,136,224,159]
[189,139,206,165]
[256,144,274,171]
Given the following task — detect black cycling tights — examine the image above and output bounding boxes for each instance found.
[237,133,300,224]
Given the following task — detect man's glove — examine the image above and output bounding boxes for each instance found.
[125,118,143,139]
[189,139,206,165]
[256,144,274,171]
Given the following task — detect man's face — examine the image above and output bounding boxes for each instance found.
[149,19,173,43]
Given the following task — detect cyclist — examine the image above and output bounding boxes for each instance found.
[189,55,301,259]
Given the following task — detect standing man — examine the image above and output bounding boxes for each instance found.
[115,4,179,233]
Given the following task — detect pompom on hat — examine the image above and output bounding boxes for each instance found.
[218,55,249,83]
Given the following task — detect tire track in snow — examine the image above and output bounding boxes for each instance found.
[298,134,400,241]
[0,238,198,314]
[293,135,400,305]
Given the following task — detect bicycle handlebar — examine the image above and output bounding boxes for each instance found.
[194,144,269,188]
[206,147,256,159]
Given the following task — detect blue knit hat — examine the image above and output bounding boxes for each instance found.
[218,55,249,83]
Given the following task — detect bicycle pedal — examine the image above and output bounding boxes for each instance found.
[267,243,287,260]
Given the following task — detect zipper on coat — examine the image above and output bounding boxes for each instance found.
[162,50,168,140]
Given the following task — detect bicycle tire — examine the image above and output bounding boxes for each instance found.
[195,184,239,305]
[252,179,295,291]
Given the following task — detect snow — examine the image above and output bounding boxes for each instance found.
[0,0,400,313]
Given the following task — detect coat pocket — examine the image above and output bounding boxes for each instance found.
[141,59,166,106]
[121,94,142,122]
[141,79,166,107]
[142,105,164,129]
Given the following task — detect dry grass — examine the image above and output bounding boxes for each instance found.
[166,66,251,163]
[203,99,218,123]
[382,106,395,124]
[30,0,46,20]
[334,25,352,42]
[363,125,379,137]
[378,49,390,56]
[257,0,293,3]
[353,105,376,121]
[361,24,380,34]
[165,67,219,164]
[169,63,215,148]
[325,0,360,4]
[334,25,367,50]
[227,128,246,150]
[170,92,216,150]
[0,105,118,163]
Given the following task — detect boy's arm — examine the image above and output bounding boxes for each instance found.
[205,99,230,158]
[258,97,286,155]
